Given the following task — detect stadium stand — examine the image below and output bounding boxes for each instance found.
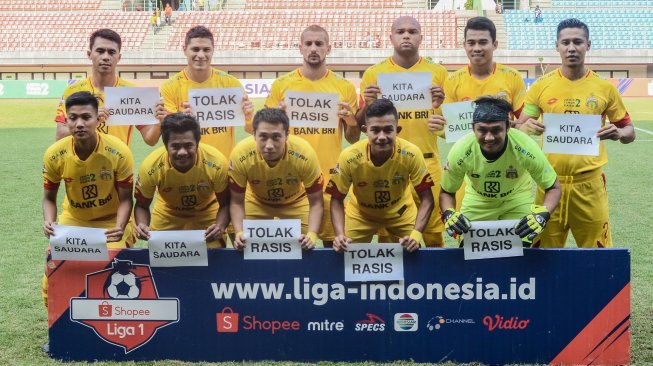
[245,0,403,9]
[504,8,653,49]
[0,12,149,51]
[0,0,101,11]
[166,10,457,50]
[551,0,653,7]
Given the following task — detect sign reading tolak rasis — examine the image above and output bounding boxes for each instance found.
[344,243,404,282]
[442,101,475,143]
[148,230,207,267]
[243,219,302,260]
[377,72,432,111]
[463,220,523,260]
[284,91,339,129]
[542,114,601,156]
[188,88,245,127]
[104,87,159,126]
[49,225,108,260]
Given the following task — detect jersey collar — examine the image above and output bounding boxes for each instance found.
[388,56,422,71]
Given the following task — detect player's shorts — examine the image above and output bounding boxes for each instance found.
[151,211,227,248]
[534,169,611,248]
[346,202,417,243]
[318,193,335,243]
[245,196,310,233]
[460,194,532,222]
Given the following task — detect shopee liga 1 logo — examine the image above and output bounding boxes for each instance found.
[69,259,179,353]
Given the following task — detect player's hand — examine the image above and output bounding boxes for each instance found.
[333,234,351,252]
[43,221,55,238]
[154,98,167,123]
[204,224,224,242]
[105,227,125,243]
[98,107,110,123]
[299,232,317,250]
[180,101,192,115]
[362,85,381,107]
[135,223,151,240]
[427,114,446,132]
[517,118,545,135]
[338,102,357,127]
[442,208,472,237]
[514,204,550,244]
[242,95,254,121]
[399,236,420,252]
[275,101,287,112]
[430,85,445,109]
[596,124,621,141]
[233,231,246,251]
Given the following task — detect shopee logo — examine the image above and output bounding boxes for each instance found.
[216,307,239,333]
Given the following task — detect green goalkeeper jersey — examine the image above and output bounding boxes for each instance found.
[442,129,557,210]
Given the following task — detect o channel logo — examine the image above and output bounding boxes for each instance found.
[394,313,418,332]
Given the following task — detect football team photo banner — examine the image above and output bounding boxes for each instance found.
[48,249,630,365]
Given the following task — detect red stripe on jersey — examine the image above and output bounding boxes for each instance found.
[134,189,152,206]
[325,180,346,200]
[513,104,524,119]
[305,174,324,194]
[115,175,134,189]
[612,113,631,129]
[215,188,230,203]
[44,179,60,190]
[414,173,434,193]
[229,178,246,193]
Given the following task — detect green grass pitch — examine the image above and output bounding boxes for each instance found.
[0,98,651,365]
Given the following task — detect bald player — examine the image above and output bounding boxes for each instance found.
[357,16,447,247]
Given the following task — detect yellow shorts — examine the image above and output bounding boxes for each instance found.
[245,196,309,233]
[151,212,227,248]
[347,202,416,243]
[534,169,611,248]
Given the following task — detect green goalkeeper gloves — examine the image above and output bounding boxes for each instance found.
[442,208,472,237]
[515,204,550,244]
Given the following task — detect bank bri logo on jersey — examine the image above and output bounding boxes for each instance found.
[69,259,180,353]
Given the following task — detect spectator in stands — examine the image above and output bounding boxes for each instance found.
[150,11,158,34]
[516,18,635,248]
[496,1,503,14]
[534,5,542,23]
[192,0,198,10]
[356,16,447,248]
[53,29,164,147]
[263,24,359,248]
[165,3,172,25]
[198,0,204,10]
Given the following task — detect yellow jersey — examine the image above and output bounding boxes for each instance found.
[161,68,244,157]
[265,68,358,182]
[524,69,630,176]
[43,134,134,222]
[360,57,448,171]
[228,135,323,206]
[135,144,229,219]
[55,77,138,147]
[444,63,526,115]
[326,138,433,220]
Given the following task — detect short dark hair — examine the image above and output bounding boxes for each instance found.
[301,24,329,43]
[365,99,398,123]
[557,18,589,40]
[65,91,99,113]
[472,96,512,126]
[465,17,497,43]
[89,28,122,51]
[253,108,289,133]
[185,25,214,47]
[161,113,201,146]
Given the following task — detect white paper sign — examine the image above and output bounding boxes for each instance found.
[442,101,476,143]
[105,87,159,126]
[284,90,339,129]
[243,219,302,260]
[462,220,523,260]
[542,113,601,156]
[188,87,245,127]
[377,72,432,111]
[49,224,108,261]
[241,78,273,98]
[344,243,404,282]
[148,230,208,267]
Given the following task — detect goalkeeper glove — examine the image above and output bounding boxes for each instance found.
[514,204,550,243]
[441,208,472,237]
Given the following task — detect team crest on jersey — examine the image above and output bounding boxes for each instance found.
[496,90,508,101]
[586,94,599,110]
[392,174,405,185]
[100,167,112,181]
[286,174,299,185]
[506,166,518,179]
[69,259,180,353]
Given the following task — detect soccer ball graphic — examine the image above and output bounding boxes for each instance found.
[106,271,141,299]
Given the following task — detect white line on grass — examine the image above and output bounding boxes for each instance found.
[635,127,653,136]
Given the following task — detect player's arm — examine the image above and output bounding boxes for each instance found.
[338,101,361,144]
[136,98,166,146]
[55,124,70,141]
[355,84,381,126]
[597,120,635,144]
[205,189,231,242]
[515,105,545,135]
[541,179,561,215]
[106,183,133,243]
[515,179,561,244]
[329,192,350,252]
[42,187,58,238]
[400,186,434,252]
[430,85,445,109]
[133,194,153,240]
[300,189,324,250]
[229,187,246,250]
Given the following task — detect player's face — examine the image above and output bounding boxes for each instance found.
[473,121,508,156]
[299,30,331,67]
[365,114,398,156]
[87,37,121,75]
[464,29,497,67]
[255,121,288,163]
[556,28,590,68]
[390,20,423,56]
[66,104,99,143]
[184,37,214,72]
[166,131,198,172]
